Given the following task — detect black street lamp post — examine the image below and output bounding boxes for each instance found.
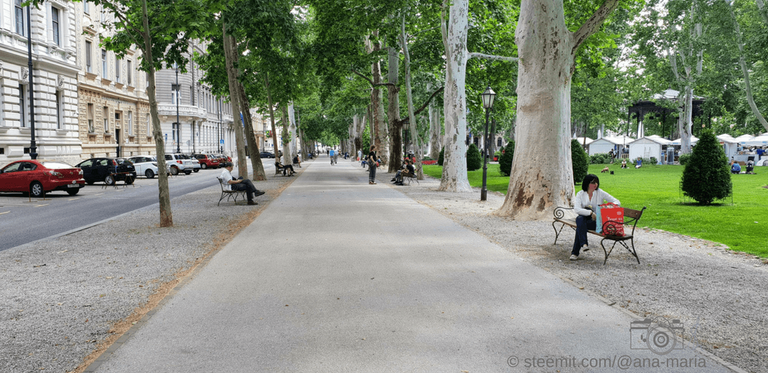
[480,86,496,201]
[27,5,37,160]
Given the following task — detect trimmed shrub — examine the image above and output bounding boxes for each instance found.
[422,156,433,161]
[589,153,611,164]
[499,140,515,176]
[438,147,445,166]
[679,153,691,165]
[681,130,732,205]
[571,139,589,184]
[466,143,482,171]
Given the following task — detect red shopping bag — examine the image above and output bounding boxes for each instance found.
[599,203,625,236]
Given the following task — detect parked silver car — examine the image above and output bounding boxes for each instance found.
[164,154,200,175]
[127,156,169,178]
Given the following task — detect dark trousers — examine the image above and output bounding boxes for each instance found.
[231,179,258,201]
[282,165,295,175]
[572,215,596,256]
[369,162,376,182]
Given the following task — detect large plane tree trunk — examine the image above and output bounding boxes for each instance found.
[386,47,403,173]
[428,82,442,160]
[438,0,471,192]
[223,23,248,177]
[498,0,619,220]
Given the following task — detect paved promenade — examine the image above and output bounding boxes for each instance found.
[90,159,733,372]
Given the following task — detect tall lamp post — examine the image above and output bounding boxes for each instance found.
[480,86,496,201]
[172,64,181,153]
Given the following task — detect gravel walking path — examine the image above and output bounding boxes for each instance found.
[2,159,766,373]
[375,168,767,373]
[0,165,302,373]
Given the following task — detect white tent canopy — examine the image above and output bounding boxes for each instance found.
[716,134,737,144]
[743,135,768,146]
[670,136,699,146]
[587,136,634,156]
[628,136,674,164]
[573,137,594,145]
[733,134,754,143]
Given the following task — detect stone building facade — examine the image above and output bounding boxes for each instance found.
[0,0,81,166]
[75,2,151,159]
[154,43,235,156]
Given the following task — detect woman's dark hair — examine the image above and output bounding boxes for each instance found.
[370,145,376,151]
[581,174,600,191]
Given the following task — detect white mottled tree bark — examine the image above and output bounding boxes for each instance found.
[289,102,298,161]
[438,0,471,192]
[725,1,768,132]
[498,0,619,220]
[427,82,442,160]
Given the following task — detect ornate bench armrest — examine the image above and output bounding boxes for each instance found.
[553,206,573,220]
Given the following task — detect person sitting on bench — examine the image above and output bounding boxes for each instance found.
[293,155,301,168]
[220,162,265,205]
[276,160,295,176]
[392,159,415,185]
[570,174,620,261]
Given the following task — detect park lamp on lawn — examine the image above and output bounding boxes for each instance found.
[481,86,495,201]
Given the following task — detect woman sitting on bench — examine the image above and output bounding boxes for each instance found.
[570,174,620,261]
[392,159,415,185]
[276,160,295,176]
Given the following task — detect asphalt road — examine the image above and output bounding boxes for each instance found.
[0,168,226,252]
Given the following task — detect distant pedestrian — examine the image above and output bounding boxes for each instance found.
[368,145,377,185]
[329,149,335,165]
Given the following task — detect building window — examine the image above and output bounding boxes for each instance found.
[19,85,27,127]
[147,114,151,135]
[115,58,121,83]
[127,111,133,135]
[497,137,502,147]
[56,91,64,129]
[102,50,108,78]
[87,103,94,132]
[190,86,194,105]
[15,0,25,36]
[171,90,177,105]
[85,41,93,73]
[51,7,61,46]
[84,1,90,14]
[103,106,109,132]
[127,60,132,85]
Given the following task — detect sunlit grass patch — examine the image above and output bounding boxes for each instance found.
[423,163,768,257]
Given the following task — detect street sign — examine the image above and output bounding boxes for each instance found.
[220,139,224,145]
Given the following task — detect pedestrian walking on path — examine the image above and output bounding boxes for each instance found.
[368,145,377,184]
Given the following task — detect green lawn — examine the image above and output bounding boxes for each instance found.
[423,163,768,257]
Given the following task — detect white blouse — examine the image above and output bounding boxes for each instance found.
[572,189,620,217]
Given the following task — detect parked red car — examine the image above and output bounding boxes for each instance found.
[0,160,85,197]
[193,154,220,169]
